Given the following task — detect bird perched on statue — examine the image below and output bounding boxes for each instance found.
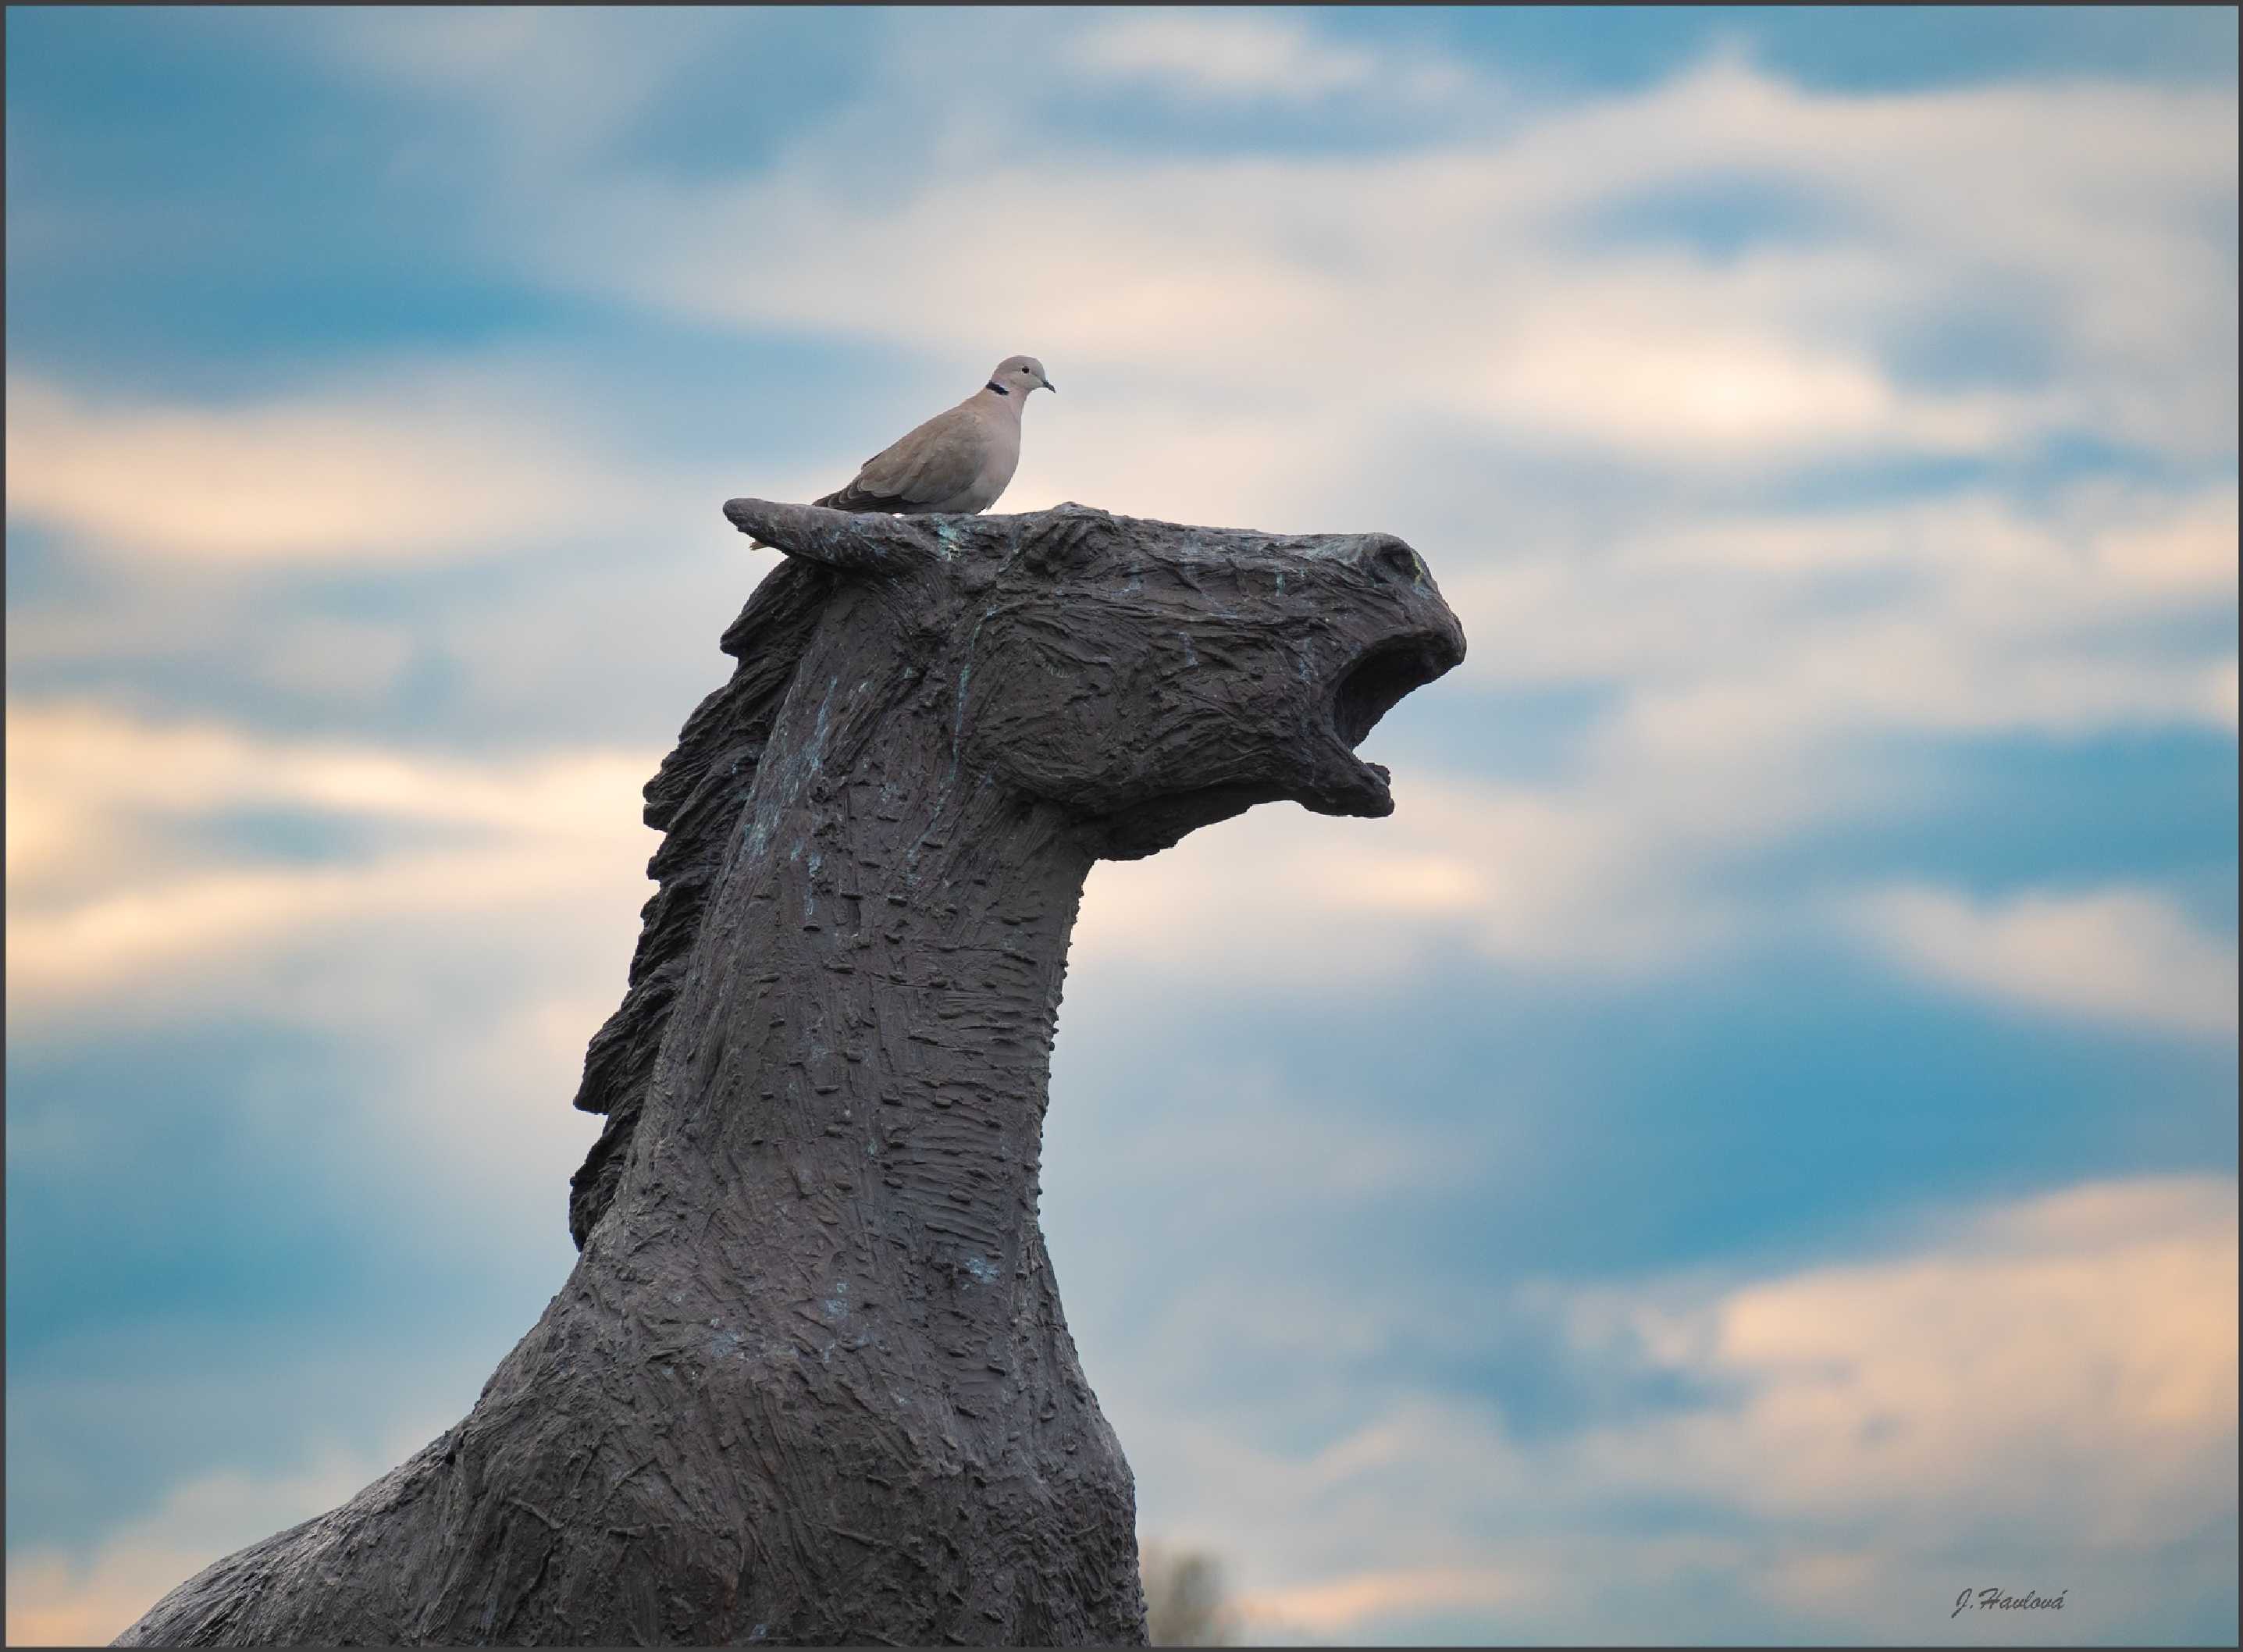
[752,355,1055,548]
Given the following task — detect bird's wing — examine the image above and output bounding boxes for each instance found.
[814,401,988,513]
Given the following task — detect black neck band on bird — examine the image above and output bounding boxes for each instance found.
[986,380,1010,396]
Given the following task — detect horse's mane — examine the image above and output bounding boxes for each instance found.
[567,556,838,1247]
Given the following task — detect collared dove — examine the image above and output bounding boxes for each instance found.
[752,357,1055,547]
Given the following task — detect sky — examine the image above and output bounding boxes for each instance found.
[5,5,2237,1645]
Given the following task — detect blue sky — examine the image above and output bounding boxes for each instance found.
[6,6,2237,1644]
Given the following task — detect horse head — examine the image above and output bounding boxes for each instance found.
[724,498,1467,860]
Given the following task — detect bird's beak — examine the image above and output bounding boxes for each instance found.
[1043,378,1057,393]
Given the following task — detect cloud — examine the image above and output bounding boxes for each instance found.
[500,52,2233,476]
[2094,486,2243,597]
[5,700,657,1027]
[1073,768,1762,988]
[1478,319,2055,462]
[1574,1177,2238,1525]
[1450,483,2240,735]
[1070,11,1374,101]
[1235,1562,1529,1640]
[1121,1174,2239,1642]
[1068,11,1470,109]
[1846,882,2240,1039]
[257,6,752,170]
[3,362,688,566]
[6,702,643,846]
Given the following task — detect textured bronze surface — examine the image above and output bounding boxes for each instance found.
[117,500,1465,1647]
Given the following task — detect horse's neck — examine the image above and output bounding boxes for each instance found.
[621,652,1098,1335]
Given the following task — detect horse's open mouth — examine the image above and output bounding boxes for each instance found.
[1333,636,1458,746]
[1323,628,1467,814]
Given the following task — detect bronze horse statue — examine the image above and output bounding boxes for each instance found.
[118,498,1466,1647]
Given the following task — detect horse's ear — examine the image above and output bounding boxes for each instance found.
[724,499,938,576]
